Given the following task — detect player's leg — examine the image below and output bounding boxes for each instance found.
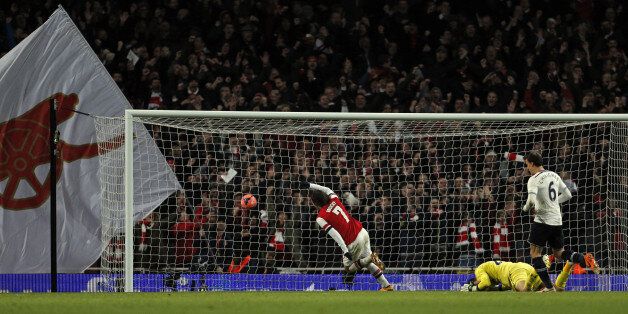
[531,244,554,290]
[342,239,361,288]
[346,230,373,272]
[550,225,600,274]
[359,230,392,290]
[366,262,392,290]
[366,233,385,270]
[371,251,385,270]
[529,223,555,290]
[359,229,384,270]
[554,261,574,291]
[347,256,372,272]
[553,248,599,274]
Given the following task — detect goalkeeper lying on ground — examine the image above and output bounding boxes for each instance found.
[461,257,575,292]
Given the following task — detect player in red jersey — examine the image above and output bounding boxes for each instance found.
[304,182,393,291]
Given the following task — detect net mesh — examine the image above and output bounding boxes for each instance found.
[95,116,627,291]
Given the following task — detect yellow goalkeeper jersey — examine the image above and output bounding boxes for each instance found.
[475,261,543,291]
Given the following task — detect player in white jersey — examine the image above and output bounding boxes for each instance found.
[523,151,600,292]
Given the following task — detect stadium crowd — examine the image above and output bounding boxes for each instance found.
[2,0,625,114]
[1,0,626,274]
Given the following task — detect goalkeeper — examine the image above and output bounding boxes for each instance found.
[461,257,574,292]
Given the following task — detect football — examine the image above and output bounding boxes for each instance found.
[240,194,257,209]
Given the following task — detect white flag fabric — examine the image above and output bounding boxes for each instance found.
[0,7,180,273]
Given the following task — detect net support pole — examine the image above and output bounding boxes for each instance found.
[49,98,58,293]
[123,110,134,292]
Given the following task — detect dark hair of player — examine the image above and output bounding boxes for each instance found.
[524,151,543,166]
[310,189,330,207]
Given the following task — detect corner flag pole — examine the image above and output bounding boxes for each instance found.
[50,97,58,292]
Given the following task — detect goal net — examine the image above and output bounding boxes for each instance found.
[95,112,628,291]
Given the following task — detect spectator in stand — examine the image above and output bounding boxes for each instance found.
[268,211,293,267]
[134,211,164,270]
[491,210,512,260]
[2,0,626,114]
[171,211,197,267]
[206,221,232,273]
[229,228,259,274]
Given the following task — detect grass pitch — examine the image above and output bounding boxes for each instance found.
[1,291,625,314]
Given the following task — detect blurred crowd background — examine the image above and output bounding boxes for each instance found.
[1,0,625,114]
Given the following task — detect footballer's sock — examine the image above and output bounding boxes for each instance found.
[532,256,554,289]
[555,262,574,289]
[367,263,389,287]
[348,255,372,272]
[561,250,586,268]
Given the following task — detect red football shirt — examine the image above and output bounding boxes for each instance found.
[317,196,363,244]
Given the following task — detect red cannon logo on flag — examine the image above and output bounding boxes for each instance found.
[0,93,106,210]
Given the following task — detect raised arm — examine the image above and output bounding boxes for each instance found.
[307,183,336,197]
[316,217,349,253]
[316,217,352,264]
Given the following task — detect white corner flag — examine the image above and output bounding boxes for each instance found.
[0,7,180,273]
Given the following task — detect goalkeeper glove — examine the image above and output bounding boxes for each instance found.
[460,283,479,292]
[467,284,478,292]
[462,279,479,292]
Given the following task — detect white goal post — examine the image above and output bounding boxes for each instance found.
[96,111,628,292]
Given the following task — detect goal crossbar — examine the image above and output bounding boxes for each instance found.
[126,111,628,121]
